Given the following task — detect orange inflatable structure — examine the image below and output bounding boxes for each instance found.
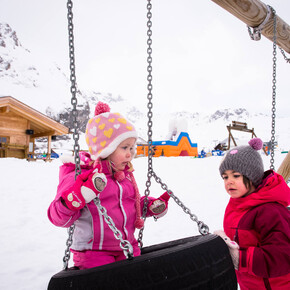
[137,132,198,157]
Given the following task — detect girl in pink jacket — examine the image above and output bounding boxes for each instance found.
[215,138,290,290]
[48,102,169,269]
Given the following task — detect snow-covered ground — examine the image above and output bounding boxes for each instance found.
[0,152,287,290]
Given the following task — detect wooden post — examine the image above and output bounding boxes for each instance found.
[227,125,237,149]
[211,0,290,53]
[46,135,52,162]
[277,151,290,182]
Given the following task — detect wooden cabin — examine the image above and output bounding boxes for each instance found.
[0,96,70,160]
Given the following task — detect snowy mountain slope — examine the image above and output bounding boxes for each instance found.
[0,22,289,153]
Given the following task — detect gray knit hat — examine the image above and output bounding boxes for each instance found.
[219,138,264,187]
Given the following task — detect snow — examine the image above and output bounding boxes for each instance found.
[0,152,287,290]
[0,1,289,288]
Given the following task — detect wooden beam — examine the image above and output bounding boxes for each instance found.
[277,151,290,182]
[31,130,57,138]
[0,106,10,113]
[211,0,290,53]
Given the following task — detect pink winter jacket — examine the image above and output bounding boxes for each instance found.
[48,159,156,252]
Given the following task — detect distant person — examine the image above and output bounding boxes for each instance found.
[215,138,290,289]
[48,101,170,269]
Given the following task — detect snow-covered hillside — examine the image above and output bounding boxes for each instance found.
[1,22,289,153]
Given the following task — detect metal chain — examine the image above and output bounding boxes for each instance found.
[67,0,81,176]
[246,6,289,168]
[138,0,209,247]
[93,198,134,259]
[63,224,75,269]
[64,0,135,267]
[279,47,290,64]
[138,0,154,248]
[62,0,81,270]
[270,6,277,170]
[152,172,209,235]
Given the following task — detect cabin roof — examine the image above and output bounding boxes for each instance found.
[0,96,70,137]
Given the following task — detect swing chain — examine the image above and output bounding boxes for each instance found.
[62,0,81,270]
[279,47,290,64]
[67,0,81,177]
[270,6,277,171]
[152,172,209,236]
[63,224,75,269]
[138,0,210,245]
[93,198,134,259]
[138,0,154,248]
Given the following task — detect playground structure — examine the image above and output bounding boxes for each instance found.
[48,1,290,289]
[226,121,268,155]
[137,132,198,157]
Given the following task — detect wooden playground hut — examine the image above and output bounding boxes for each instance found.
[0,96,69,160]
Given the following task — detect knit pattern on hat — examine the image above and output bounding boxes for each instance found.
[219,138,264,187]
[85,102,138,160]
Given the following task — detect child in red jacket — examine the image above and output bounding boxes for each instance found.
[215,138,290,290]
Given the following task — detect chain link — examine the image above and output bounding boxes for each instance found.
[151,172,209,235]
[93,198,134,259]
[67,0,81,177]
[279,47,290,64]
[62,0,81,270]
[63,224,75,269]
[138,0,209,248]
[270,6,277,170]
[246,6,290,168]
[137,0,154,248]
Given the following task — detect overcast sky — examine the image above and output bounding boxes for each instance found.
[1,0,289,116]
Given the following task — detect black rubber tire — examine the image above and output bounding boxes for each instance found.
[47,234,237,290]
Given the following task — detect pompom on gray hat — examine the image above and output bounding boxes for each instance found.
[219,138,264,187]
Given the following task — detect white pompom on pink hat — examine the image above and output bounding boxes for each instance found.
[85,102,138,160]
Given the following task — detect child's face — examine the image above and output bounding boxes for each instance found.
[109,138,136,171]
[221,170,255,198]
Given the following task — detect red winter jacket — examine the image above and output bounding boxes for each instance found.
[223,170,290,290]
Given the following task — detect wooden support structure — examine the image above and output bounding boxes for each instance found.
[211,0,290,53]
[226,121,268,155]
[277,151,290,182]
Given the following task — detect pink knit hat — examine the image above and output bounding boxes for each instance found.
[85,102,138,160]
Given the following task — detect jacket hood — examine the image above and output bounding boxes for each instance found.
[229,170,290,211]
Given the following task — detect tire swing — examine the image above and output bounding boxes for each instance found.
[47,1,237,289]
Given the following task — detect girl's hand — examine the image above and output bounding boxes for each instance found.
[61,167,107,211]
[214,230,240,270]
[149,192,170,218]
